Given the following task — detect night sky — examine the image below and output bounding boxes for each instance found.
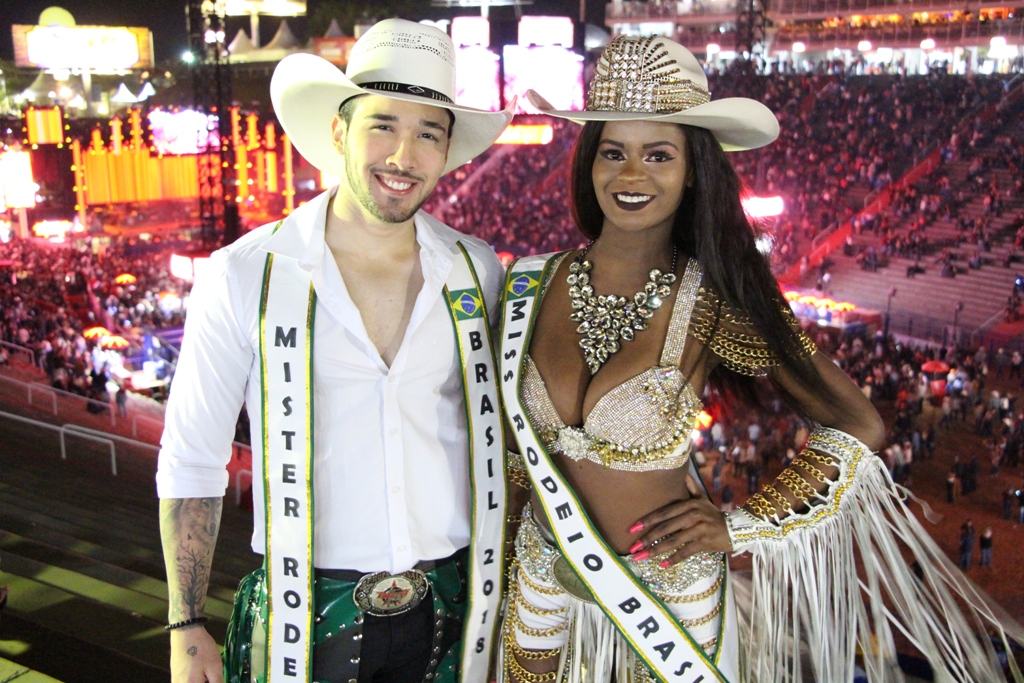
[1,0,595,65]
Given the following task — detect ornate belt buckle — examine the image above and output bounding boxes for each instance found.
[353,569,429,616]
[552,556,595,604]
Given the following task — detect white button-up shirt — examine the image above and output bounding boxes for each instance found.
[157,189,503,572]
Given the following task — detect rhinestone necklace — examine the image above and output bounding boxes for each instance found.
[567,244,678,374]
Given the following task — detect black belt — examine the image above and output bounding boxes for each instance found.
[314,546,467,583]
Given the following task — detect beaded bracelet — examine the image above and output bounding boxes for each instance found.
[166,616,209,631]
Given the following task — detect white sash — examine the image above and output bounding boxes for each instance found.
[258,237,506,682]
[443,243,508,682]
[259,243,317,681]
[498,254,729,683]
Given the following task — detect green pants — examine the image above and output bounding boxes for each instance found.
[225,562,468,683]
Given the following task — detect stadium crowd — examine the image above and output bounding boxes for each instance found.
[0,71,1020,427]
[0,238,189,402]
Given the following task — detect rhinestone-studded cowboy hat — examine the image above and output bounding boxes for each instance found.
[526,35,778,151]
[271,18,513,175]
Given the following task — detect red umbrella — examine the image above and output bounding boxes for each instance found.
[921,360,950,374]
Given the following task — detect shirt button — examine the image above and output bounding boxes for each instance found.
[397,545,406,552]
[388,375,396,383]
[392,486,401,494]
[389,428,399,435]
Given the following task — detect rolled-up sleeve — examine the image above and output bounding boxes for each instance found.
[157,249,254,499]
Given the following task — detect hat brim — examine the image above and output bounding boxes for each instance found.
[525,90,778,152]
[272,53,513,176]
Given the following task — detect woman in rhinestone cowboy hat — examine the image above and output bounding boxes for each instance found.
[495,35,1024,683]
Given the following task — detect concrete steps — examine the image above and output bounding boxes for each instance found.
[0,399,257,680]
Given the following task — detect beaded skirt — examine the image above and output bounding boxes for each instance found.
[499,503,738,683]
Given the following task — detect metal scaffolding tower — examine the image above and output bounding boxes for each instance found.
[186,0,239,247]
[735,0,768,62]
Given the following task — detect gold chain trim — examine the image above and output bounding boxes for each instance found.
[508,467,532,489]
[729,427,873,544]
[690,286,817,377]
[517,563,566,597]
[743,493,777,521]
[800,447,839,469]
[515,585,567,617]
[661,573,723,603]
[677,599,722,628]
[503,625,562,661]
[700,636,719,651]
[777,469,818,503]
[503,642,559,683]
[760,483,790,512]
[509,598,568,638]
[793,457,830,484]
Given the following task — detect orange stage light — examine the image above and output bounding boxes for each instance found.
[32,219,73,240]
[25,107,63,145]
[100,335,131,350]
[83,326,111,339]
[115,273,137,284]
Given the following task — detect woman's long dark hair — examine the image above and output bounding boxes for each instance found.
[570,120,828,403]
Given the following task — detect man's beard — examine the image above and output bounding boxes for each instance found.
[345,154,431,224]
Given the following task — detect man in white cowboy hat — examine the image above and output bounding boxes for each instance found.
[157,18,513,683]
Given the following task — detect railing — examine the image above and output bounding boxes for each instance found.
[0,341,34,366]
[0,410,120,476]
[608,0,1024,19]
[1,366,256,505]
[777,17,1024,49]
[774,0,1015,16]
[27,383,58,415]
[235,469,253,507]
[61,424,119,476]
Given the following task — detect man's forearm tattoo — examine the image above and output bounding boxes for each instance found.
[161,497,223,622]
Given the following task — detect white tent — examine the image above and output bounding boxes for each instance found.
[324,18,344,38]
[228,28,255,56]
[110,83,138,103]
[136,82,157,101]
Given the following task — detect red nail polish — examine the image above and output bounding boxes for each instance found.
[629,522,644,534]
[633,550,650,561]
[659,560,671,568]
[629,541,644,554]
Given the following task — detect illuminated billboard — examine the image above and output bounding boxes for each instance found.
[148,110,220,156]
[224,0,307,16]
[12,25,154,71]
[455,46,500,112]
[1,152,38,209]
[518,16,574,47]
[503,45,583,115]
[453,16,490,47]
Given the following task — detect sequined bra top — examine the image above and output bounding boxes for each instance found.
[521,257,706,472]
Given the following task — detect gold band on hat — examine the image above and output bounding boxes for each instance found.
[586,35,711,115]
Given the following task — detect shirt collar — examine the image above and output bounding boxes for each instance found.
[260,189,332,267]
[260,190,456,279]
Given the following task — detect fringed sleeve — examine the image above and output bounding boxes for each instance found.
[726,427,1024,683]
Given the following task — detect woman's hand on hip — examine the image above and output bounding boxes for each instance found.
[626,474,732,567]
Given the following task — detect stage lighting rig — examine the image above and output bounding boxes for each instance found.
[186,0,239,248]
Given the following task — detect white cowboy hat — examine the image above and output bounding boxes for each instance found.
[525,35,778,152]
[270,18,513,175]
